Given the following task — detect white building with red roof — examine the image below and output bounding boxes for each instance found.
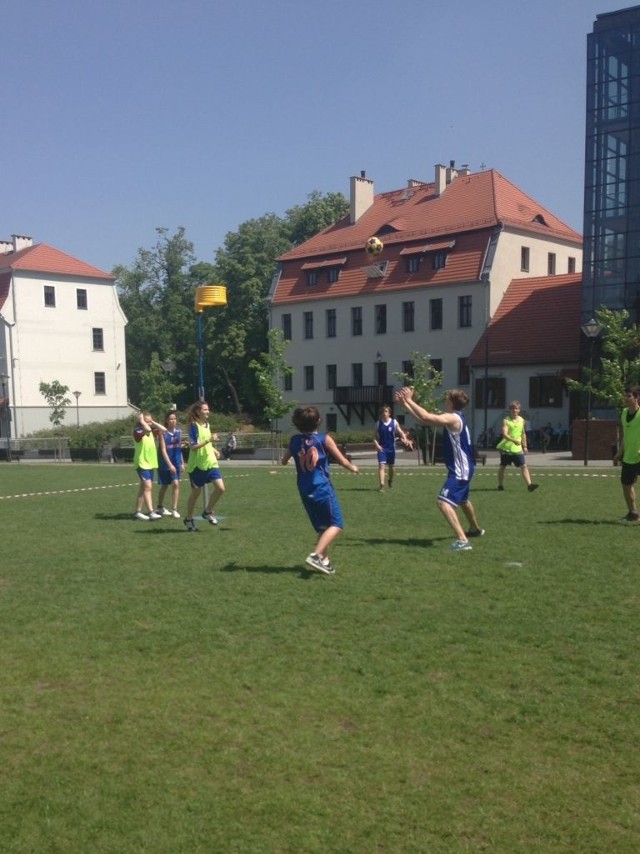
[268,163,582,440]
[0,235,132,437]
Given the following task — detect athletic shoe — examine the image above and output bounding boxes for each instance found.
[149,511,162,520]
[202,510,218,525]
[305,553,335,575]
[134,511,150,521]
[449,540,472,551]
[497,485,505,491]
[466,528,485,538]
[157,507,172,517]
[621,511,640,523]
[183,518,198,532]
[528,484,539,492]
[171,510,181,519]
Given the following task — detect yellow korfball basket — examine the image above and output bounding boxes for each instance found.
[195,285,227,313]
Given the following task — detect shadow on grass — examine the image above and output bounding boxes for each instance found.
[348,536,444,548]
[219,561,318,578]
[538,518,626,526]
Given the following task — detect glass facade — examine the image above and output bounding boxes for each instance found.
[583,6,640,322]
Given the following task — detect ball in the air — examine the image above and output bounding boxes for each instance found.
[365,236,384,257]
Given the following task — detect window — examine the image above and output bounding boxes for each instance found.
[432,252,447,270]
[326,308,336,338]
[548,252,556,275]
[402,360,414,381]
[352,363,363,387]
[430,298,443,330]
[92,328,104,351]
[568,256,576,273]
[430,358,443,378]
[327,267,340,284]
[374,361,387,385]
[303,311,314,340]
[406,256,420,274]
[77,289,87,310]
[44,285,56,308]
[326,412,337,433]
[458,295,472,328]
[94,372,106,395]
[402,301,415,332]
[375,304,387,334]
[521,246,530,272]
[529,375,564,408]
[282,313,292,341]
[326,364,337,390]
[284,373,292,392]
[458,357,470,385]
[351,306,363,336]
[306,270,318,286]
[304,365,314,391]
[475,377,505,409]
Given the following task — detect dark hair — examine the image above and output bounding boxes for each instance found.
[292,405,321,433]
[624,387,640,397]
[187,401,208,423]
[448,389,469,411]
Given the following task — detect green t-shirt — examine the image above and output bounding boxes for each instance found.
[187,421,219,473]
[621,407,640,464]
[133,430,158,470]
[497,414,525,454]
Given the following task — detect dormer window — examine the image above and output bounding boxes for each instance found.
[307,270,318,286]
[301,257,347,287]
[432,252,447,270]
[327,267,340,284]
[406,256,420,273]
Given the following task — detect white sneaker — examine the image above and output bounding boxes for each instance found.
[148,511,162,520]
[171,509,181,519]
[157,507,172,517]
[134,511,150,521]
[202,510,218,525]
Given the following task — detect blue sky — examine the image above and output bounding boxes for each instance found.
[0,0,635,273]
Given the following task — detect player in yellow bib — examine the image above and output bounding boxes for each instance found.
[496,401,539,492]
[133,411,166,520]
[183,400,226,531]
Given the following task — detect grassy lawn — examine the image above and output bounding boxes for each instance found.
[0,462,638,853]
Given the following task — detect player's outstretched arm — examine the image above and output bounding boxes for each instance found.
[325,435,359,473]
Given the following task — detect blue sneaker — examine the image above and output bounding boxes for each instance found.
[449,540,472,551]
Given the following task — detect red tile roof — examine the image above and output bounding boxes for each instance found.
[468,273,583,367]
[0,243,113,280]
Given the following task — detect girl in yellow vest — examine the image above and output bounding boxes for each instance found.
[133,410,166,520]
[183,400,225,532]
[496,401,539,492]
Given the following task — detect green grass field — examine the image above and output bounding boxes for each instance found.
[0,462,638,853]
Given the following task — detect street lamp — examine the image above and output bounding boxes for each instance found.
[581,318,602,467]
[73,390,81,429]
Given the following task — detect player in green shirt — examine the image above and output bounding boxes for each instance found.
[614,387,640,522]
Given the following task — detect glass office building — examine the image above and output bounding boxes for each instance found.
[583,4,640,322]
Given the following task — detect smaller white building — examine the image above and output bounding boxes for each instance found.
[0,235,133,437]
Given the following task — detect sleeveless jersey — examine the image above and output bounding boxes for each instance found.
[621,407,640,463]
[376,418,397,453]
[442,411,475,481]
[159,428,182,472]
[187,422,219,473]
[289,432,332,499]
[498,414,525,454]
[133,427,158,470]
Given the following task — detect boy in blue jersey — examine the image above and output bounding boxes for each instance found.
[282,406,359,574]
[395,387,483,551]
[374,405,413,491]
[157,410,183,518]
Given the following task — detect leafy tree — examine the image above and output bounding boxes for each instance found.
[393,352,445,464]
[138,352,186,414]
[567,307,640,408]
[249,329,294,428]
[39,380,71,429]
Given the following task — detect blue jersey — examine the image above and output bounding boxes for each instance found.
[442,411,475,481]
[289,432,332,499]
[159,428,182,473]
[375,418,398,453]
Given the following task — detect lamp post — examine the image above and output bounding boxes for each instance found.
[0,372,10,461]
[581,318,602,467]
[73,390,81,429]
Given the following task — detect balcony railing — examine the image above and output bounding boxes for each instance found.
[333,385,394,405]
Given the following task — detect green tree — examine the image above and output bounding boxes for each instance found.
[567,307,640,408]
[394,352,445,464]
[138,352,186,414]
[249,329,294,428]
[39,380,71,429]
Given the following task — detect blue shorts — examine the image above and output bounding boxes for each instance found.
[377,449,396,466]
[188,467,223,489]
[300,489,344,533]
[136,468,155,482]
[438,475,471,507]
[500,451,526,468]
[158,467,182,486]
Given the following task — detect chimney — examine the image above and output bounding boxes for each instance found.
[407,179,424,188]
[0,240,12,255]
[434,164,447,196]
[459,164,471,176]
[350,172,375,223]
[446,159,459,185]
[12,234,33,252]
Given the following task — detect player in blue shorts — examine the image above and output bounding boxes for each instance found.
[395,387,484,551]
[374,405,413,491]
[183,400,225,532]
[157,410,183,518]
[282,405,359,574]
